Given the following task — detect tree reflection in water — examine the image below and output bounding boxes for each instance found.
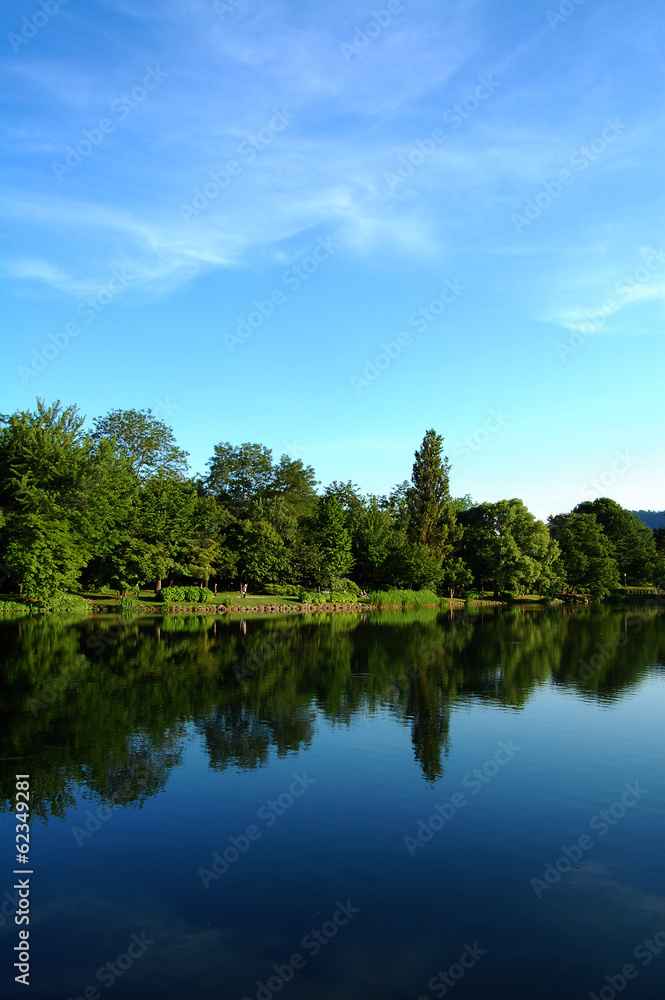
[1,605,662,818]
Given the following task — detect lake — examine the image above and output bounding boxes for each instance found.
[1,605,664,999]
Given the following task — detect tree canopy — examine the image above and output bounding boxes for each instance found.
[0,401,660,600]
[92,407,189,480]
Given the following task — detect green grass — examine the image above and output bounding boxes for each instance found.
[370,589,443,608]
[619,585,663,593]
[0,596,35,615]
[213,591,301,607]
[80,588,314,611]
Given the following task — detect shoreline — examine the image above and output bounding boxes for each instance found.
[1,593,662,619]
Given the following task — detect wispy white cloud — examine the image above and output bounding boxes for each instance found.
[1,0,662,317]
[2,258,75,292]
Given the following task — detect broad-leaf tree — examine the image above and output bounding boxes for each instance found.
[314,495,353,588]
[92,408,189,481]
[460,499,563,597]
[548,511,619,598]
[0,400,133,597]
[574,498,656,585]
[205,442,274,516]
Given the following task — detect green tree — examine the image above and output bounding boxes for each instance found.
[460,499,563,597]
[548,511,619,597]
[653,526,665,552]
[248,496,299,583]
[389,539,444,590]
[324,481,365,518]
[272,455,318,519]
[653,528,665,587]
[441,556,473,599]
[407,429,452,551]
[385,480,411,531]
[180,493,238,587]
[0,400,132,597]
[92,408,189,480]
[205,442,274,516]
[315,495,353,587]
[574,498,656,585]
[354,497,394,588]
[135,473,199,591]
[231,519,290,587]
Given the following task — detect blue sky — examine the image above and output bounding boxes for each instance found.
[1,0,663,519]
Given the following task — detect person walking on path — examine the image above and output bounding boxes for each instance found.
[241,583,248,599]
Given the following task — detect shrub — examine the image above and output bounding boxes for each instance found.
[330,577,361,596]
[159,586,217,605]
[262,584,301,597]
[159,586,185,603]
[299,591,358,605]
[196,587,217,604]
[35,591,91,615]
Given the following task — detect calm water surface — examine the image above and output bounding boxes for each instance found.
[1,606,664,999]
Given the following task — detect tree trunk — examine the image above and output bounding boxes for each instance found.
[155,578,162,592]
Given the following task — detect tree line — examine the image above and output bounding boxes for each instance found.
[0,400,662,600]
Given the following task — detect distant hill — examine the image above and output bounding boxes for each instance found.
[632,510,665,530]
